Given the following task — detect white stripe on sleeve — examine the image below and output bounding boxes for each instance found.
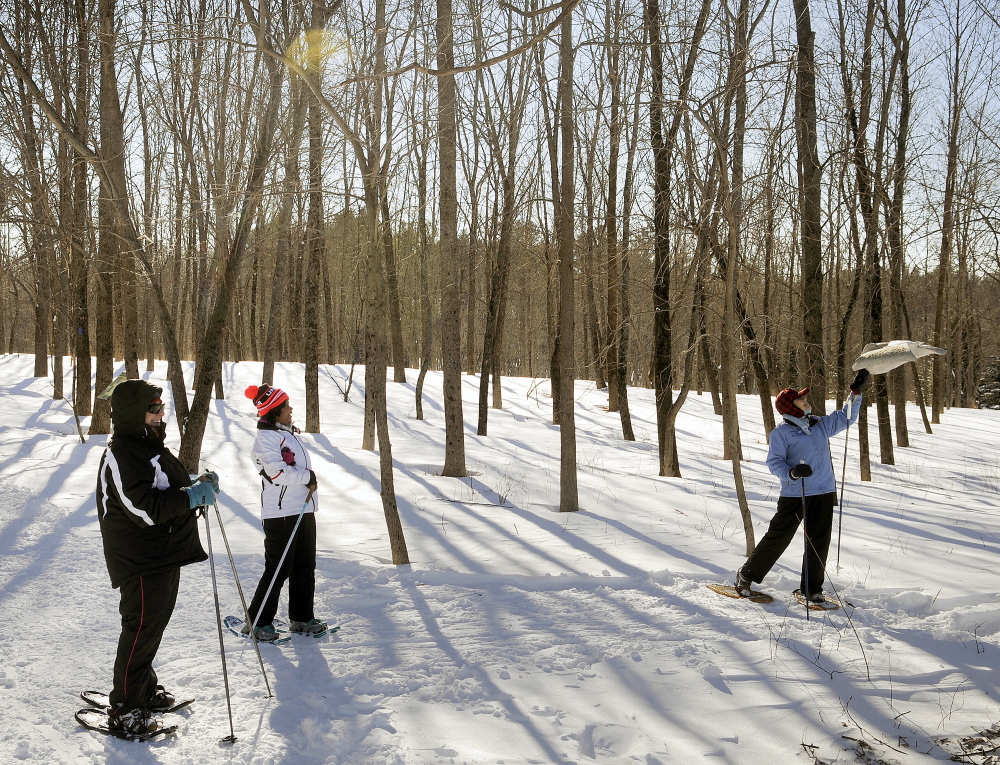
[97,451,109,520]
[105,451,156,526]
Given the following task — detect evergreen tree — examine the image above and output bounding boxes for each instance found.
[978,357,1000,409]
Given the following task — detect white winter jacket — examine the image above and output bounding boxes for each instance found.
[251,421,318,520]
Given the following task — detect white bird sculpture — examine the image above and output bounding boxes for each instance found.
[851,340,947,375]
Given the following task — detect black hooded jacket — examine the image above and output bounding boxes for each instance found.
[96,380,207,588]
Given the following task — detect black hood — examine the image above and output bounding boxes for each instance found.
[111,379,163,437]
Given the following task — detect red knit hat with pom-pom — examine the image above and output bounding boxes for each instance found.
[245,384,289,417]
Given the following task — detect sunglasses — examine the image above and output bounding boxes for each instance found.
[147,402,165,414]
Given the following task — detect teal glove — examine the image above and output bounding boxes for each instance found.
[199,471,221,494]
[184,480,217,509]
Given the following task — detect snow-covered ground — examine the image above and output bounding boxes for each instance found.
[0,353,997,765]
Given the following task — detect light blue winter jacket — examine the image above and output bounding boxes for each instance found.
[766,394,862,497]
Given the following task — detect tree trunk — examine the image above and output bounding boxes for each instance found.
[841,0,893,465]
[464,244,478,376]
[699,314,723,415]
[379,195,407,383]
[303,3,328,434]
[933,5,961,425]
[88,185,117,435]
[616,74,642,441]
[793,0,826,412]
[535,41,562,423]
[724,0,754,549]
[415,126,432,420]
[345,0,410,564]
[582,246,605,390]
[437,0,467,477]
[477,159,517,433]
[886,0,911,446]
[362,189,410,564]
[262,78,305,387]
[605,2,622,414]
[647,0,676,476]
[646,0,712,476]
[118,252,140,379]
[557,7,578,512]
[64,0,90,410]
[18,64,50,380]
[835,183,863,412]
[477,237,510,435]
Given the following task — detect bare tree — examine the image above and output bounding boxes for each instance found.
[0,3,192,433]
[474,5,530,435]
[556,4,578,512]
[413,108,433,420]
[437,0,467,478]
[262,77,306,387]
[244,0,411,563]
[793,0,826,412]
[177,0,289,470]
[604,0,624,416]
[932,0,964,424]
[646,0,712,477]
[303,0,329,434]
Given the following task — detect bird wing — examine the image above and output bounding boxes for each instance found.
[853,345,919,374]
[912,343,947,358]
[861,342,889,354]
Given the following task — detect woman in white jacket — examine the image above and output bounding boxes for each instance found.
[242,384,326,641]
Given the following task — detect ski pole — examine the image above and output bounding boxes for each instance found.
[249,486,315,637]
[201,507,238,744]
[212,500,272,697]
[836,394,856,572]
[800,468,810,622]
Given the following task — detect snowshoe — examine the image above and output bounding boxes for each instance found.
[793,589,840,611]
[706,583,774,603]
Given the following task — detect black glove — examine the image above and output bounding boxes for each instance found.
[790,463,813,480]
[850,368,871,393]
[306,469,317,491]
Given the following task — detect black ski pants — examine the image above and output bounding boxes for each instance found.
[247,512,316,628]
[740,491,836,594]
[110,568,180,713]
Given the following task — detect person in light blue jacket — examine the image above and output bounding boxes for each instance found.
[734,369,869,602]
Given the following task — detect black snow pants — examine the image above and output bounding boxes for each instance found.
[246,512,317,628]
[740,491,836,594]
[110,568,180,713]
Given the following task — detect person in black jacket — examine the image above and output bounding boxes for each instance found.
[95,379,216,735]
